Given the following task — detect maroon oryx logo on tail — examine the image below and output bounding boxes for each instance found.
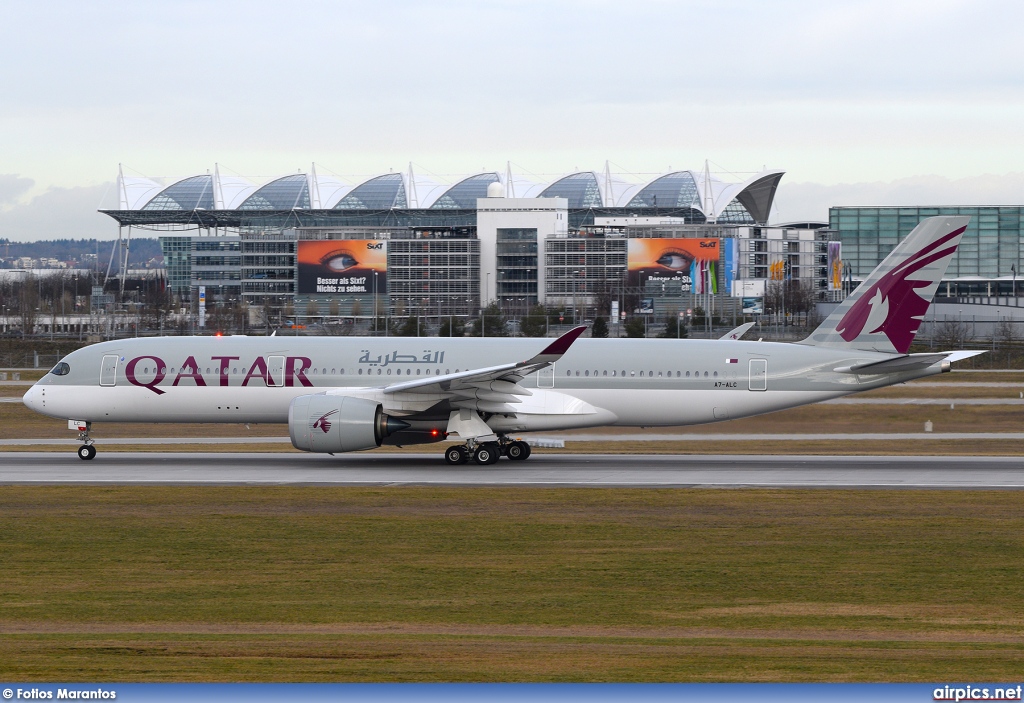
[836,226,965,353]
[312,409,339,434]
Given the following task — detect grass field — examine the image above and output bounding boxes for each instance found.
[1,486,1023,681]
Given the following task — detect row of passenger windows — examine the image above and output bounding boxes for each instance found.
[566,369,721,378]
[134,364,724,380]
[134,366,451,377]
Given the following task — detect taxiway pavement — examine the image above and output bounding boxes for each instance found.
[0,452,1021,488]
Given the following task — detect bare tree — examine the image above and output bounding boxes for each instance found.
[934,318,969,349]
[995,318,1016,366]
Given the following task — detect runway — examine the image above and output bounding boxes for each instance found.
[1,452,1022,487]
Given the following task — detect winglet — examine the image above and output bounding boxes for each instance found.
[519,326,587,366]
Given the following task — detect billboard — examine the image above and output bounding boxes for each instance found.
[627,238,719,292]
[297,240,387,296]
[827,241,842,291]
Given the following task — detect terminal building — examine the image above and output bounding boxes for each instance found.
[103,164,844,325]
[830,206,1023,300]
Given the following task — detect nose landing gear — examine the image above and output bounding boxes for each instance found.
[74,421,96,460]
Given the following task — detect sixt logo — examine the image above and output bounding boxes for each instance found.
[366,242,384,250]
[312,410,338,433]
[699,241,716,248]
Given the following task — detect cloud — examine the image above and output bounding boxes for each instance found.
[0,175,35,206]
[773,173,1024,223]
[0,183,118,242]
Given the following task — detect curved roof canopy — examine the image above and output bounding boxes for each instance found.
[625,171,700,209]
[115,166,784,222]
[238,174,310,210]
[431,173,499,209]
[539,172,603,208]
[142,175,214,211]
[335,174,407,209]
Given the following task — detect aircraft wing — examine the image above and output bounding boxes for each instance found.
[381,326,587,413]
[720,322,755,340]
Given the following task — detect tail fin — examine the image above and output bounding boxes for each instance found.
[801,216,969,354]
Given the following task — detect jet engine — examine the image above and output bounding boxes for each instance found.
[289,394,409,453]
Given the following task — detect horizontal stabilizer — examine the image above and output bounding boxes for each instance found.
[834,350,986,374]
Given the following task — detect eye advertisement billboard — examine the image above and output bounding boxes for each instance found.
[627,238,719,292]
[297,240,387,296]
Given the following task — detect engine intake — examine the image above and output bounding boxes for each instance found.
[289,395,409,453]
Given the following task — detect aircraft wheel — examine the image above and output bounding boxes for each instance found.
[444,445,469,465]
[473,443,500,465]
[506,441,531,461]
[77,444,96,461]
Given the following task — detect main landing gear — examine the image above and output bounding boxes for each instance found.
[443,438,532,466]
[75,422,96,461]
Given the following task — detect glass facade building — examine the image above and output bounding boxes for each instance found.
[496,228,539,304]
[830,206,1023,283]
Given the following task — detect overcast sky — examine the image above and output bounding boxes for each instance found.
[1,0,1023,240]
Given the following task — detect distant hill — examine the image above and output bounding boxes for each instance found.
[0,238,163,268]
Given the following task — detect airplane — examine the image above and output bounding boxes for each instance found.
[23,216,982,465]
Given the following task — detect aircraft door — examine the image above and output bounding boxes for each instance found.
[748,359,767,391]
[537,364,555,388]
[100,355,119,386]
[267,356,285,387]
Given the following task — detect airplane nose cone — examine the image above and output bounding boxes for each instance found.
[22,384,42,412]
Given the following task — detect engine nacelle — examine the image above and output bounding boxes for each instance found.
[289,394,408,453]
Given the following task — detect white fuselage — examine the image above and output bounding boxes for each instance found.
[23,335,943,443]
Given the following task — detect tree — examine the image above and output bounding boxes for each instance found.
[657,311,687,338]
[439,316,465,337]
[995,317,1016,366]
[468,301,507,337]
[520,304,548,337]
[934,317,969,349]
[624,316,646,338]
[396,314,422,336]
[591,316,609,338]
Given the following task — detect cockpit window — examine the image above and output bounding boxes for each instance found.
[50,362,70,376]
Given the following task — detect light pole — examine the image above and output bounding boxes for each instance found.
[372,271,378,336]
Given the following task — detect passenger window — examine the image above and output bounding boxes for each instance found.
[630,371,635,376]
[611,370,616,377]
[704,371,709,377]
[621,370,626,377]
[714,371,719,377]
[585,370,589,376]
[567,370,572,376]
[358,369,363,375]
[603,370,607,376]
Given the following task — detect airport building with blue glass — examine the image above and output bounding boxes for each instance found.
[102,164,843,324]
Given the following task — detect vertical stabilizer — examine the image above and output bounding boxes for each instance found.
[800,216,969,354]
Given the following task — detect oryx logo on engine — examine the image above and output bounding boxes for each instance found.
[312,409,339,433]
